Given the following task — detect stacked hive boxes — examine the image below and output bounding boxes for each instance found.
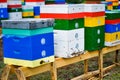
[105,0,119,10]
[34,6,40,18]
[40,4,84,58]
[0,0,8,27]
[26,0,45,5]
[21,0,25,5]
[7,0,22,20]
[105,11,120,46]
[22,5,34,18]
[2,18,55,67]
[84,4,105,51]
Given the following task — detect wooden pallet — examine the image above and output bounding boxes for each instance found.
[1,45,120,80]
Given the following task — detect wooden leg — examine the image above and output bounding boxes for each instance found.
[98,50,103,80]
[15,69,26,80]
[1,65,11,80]
[115,50,119,63]
[51,62,57,80]
[84,59,88,74]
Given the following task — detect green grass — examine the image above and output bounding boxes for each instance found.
[0,52,120,80]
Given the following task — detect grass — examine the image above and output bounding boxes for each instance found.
[0,52,120,80]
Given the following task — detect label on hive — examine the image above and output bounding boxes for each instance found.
[4,56,54,68]
[54,28,84,42]
[2,18,54,29]
[3,33,54,61]
[2,27,53,36]
[54,39,84,58]
[85,16,105,27]
[54,18,84,30]
[85,26,105,51]
[9,12,22,19]
[40,4,84,19]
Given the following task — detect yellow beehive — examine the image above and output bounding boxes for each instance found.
[117,32,120,40]
[112,1,119,6]
[107,5,113,10]
[105,32,119,42]
[85,16,105,27]
[22,12,34,17]
[4,56,54,68]
[34,16,40,18]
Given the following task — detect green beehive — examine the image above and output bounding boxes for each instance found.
[54,18,84,30]
[45,0,55,4]
[113,6,118,9]
[66,0,84,3]
[85,26,105,51]
[106,11,120,20]
[8,8,22,12]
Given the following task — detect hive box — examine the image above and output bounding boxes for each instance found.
[85,26,105,51]
[84,4,105,17]
[2,18,54,29]
[3,33,54,67]
[105,32,120,46]
[54,18,84,30]
[54,29,84,58]
[54,39,84,58]
[40,4,84,19]
[0,8,9,19]
[85,16,105,27]
[105,24,120,33]
[54,28,84,41]
[9,12,22,19]
[106,11,120,20]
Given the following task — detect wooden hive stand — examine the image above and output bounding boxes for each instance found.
[1,45,120,80]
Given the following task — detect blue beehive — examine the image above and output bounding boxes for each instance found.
[0,8,9,19]
[55,0,65,4]
[3,33,54,60]
[105,24,120,33]
[2,19,55,67]
[34,6,40,16]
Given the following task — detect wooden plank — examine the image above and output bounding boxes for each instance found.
[71,64,116,80]
[19,63,51,77]
[98,50,103,80]
[18,45,120,78]
[56,51,99,68]
[84,59,89,74]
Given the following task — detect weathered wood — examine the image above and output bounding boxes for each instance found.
[115,50,119,63]
[19,63,51,77]
[15,69,26,80]
[84,59,89,74]
[98,50,103,80]
[51,62,57,80]
[71,64,116,80]
[1,65,11,80]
